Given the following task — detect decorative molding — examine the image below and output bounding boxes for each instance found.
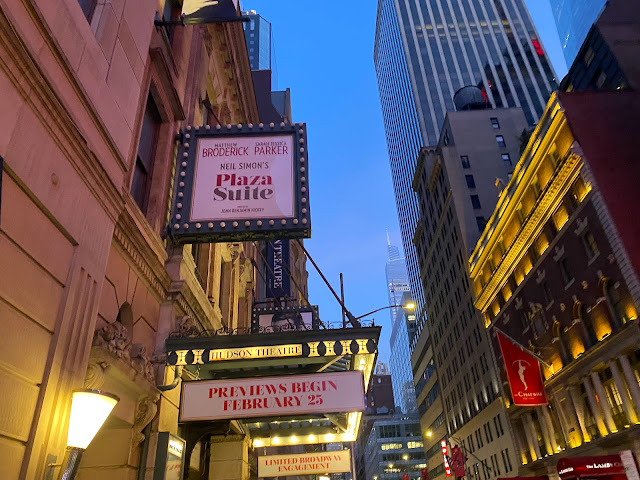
[573,217,588,236]
[132,395,159,445]
[474,153,583,311]
[84,360,109,391]
[515,297,523,310]
[536,269,546,284]
[92,322,155,384]
[553,246,565,262]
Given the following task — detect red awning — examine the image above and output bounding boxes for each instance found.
[558,455,627,480]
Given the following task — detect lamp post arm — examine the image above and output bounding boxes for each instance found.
[352,305,405,321]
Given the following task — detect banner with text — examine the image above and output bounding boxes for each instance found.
[266,239,291,298]
[497,332,548,406]
[258,450,351,477]
[180,371,365,421]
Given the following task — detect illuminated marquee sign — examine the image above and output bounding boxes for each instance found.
[180,371,365,421]
[168,122,310,244]
[166,338,377,366]
[258,450,351,477]
[441,440,452,477]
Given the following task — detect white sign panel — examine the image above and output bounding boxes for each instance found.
[191,135,294,221]
[258,450,351,477]
[180,371,365,421]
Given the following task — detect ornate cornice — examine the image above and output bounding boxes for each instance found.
[475,153,583,312]
[0,3,125,223]
[112,196,171,301]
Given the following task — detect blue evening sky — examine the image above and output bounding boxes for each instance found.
[242,1,569,365]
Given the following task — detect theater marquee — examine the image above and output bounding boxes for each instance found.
[169,123,310,244]
[179,371,365,421]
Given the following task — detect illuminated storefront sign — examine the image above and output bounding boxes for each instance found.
[166,338,377,366]
[169,123,310,244]
[441,440,452,477]
[557,455,626,480]
[258,450,351,477]
[180,371,365,421]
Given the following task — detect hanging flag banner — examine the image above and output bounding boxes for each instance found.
[496,332,548,406]
[266,239,291,298]
[180,371,365,421]
[181,0,240,24]
[169,123,310,244]
[450,445,467,478]
[258,450,351,477]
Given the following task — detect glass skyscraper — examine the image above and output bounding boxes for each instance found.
[243,11,274,71]
[549,0,606,66]
[374,0,557,331]
[385,234,410,328]
[385,239,416,413]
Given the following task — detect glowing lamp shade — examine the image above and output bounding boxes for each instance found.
[66,390,119,449]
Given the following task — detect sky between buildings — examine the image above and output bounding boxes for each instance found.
[241,0,569,364]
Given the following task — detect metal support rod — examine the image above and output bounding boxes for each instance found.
[57,447,84,480]
[295,239,360,328]
[489,324,552,369]
[340,273,346,328]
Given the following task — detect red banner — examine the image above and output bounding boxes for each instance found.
[497,332,548,406]
[450,445,467,477]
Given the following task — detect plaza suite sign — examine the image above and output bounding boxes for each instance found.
[179,371,365,421]
[169,122,310,244]
[258,450,351,477]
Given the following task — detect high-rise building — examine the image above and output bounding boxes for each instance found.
[386,234,411,328]
[469,89,640,474]
[560,0,639,92]
[390,292,419,414]
[243,10,273,71]
[410,104,525,479]
[374,0,558,330]
[549,0,607,67]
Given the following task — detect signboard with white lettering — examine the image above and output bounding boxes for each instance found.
[169,123,310,244]
[179,371,365,421]
[266,239,291,298]
[258,450,351,477]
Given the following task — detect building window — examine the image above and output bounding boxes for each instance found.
[583,47,595,67]
[471,195,482,210]
[77,0,97,21]
[541,281,553,306]
[496,135,506,147]
[461,155,471,168]
[582,231,599,260]
[560,258,573,285]
[131,94,162,214]
[490,117,500,129]
[502,153,512,166]
[466,175,476,189]
[476,216,487,233]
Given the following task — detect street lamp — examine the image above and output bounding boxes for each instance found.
[57,389,119,480]
[346,302,415,326]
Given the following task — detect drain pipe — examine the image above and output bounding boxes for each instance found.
[157,365,181,391]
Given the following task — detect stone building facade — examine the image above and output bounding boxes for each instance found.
[0,0,265,478]
[469,91,640,478]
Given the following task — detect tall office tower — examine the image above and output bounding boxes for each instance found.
[374,0,557,329]
[390,292,419,414]
[549,0,607,67]
[243,10,274,71]
[386,234,411,328]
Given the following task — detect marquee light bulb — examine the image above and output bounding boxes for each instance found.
[253,439,263,447]
[325,434,335,442]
